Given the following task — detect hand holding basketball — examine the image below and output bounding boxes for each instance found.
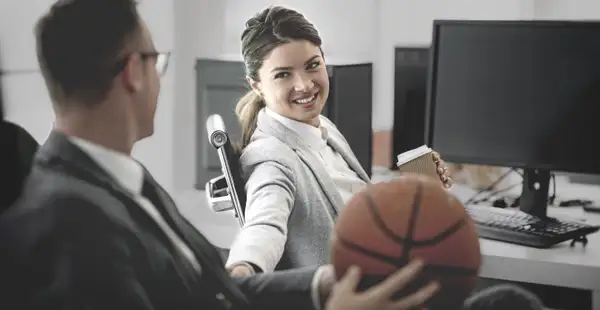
[330,175,481,309]
[325,260,439,310]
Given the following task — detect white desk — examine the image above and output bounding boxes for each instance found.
[478,207,600,310]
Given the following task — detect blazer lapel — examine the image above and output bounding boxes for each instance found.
[326,134,371,183]
[294,148,344,215]
[256,110,345,215]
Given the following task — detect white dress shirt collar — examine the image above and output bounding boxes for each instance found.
[68,136,144,194]
[265,107,328,150]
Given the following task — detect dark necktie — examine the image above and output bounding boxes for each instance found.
[141,178,164,212]
[141,178,238,309]
[140,178,203,272]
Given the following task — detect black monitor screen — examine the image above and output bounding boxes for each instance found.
[427,20,600,175]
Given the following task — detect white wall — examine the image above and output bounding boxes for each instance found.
[0,0,55,142]
[533,0,600,19]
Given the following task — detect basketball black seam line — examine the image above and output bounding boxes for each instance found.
[401,181,423,261]
[335,235,479,277]
[363,184,467,246]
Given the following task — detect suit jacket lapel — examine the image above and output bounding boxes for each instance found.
[256,110,345,215]
[325,134,371,183]
[294,148,344,215]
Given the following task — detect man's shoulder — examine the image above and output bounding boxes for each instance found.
[4,178,100,227]
[2,164,126,234]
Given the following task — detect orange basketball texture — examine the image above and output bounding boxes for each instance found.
[330,175,481,308]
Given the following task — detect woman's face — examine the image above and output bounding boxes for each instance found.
[250,39,329,127]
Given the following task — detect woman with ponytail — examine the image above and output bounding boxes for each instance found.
[226,6,452,277]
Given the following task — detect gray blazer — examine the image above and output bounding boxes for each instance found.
[226,109,370,272]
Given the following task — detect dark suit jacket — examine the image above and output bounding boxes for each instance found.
[0,131,318,310]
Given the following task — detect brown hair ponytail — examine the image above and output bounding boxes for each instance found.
[235,90,265,149]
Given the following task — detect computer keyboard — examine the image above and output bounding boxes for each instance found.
[465,205,600,248]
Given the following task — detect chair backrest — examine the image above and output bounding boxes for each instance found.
[205,114,247,226]
[0,121,39,213]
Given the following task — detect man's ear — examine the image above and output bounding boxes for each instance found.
[247,76,262,97]
[121,54,143,93]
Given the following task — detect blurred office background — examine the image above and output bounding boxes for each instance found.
[1,0,598,246]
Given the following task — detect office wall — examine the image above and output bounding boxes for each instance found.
[533,0,600,19]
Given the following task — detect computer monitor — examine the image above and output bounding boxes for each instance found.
[392,47,429,169]
[426,20,600,219]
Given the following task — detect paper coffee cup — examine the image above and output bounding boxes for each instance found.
[396,145,439,180]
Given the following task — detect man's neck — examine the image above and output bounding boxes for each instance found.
[54,111,136,155]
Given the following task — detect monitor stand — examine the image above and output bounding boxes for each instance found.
[519,168,551,219]
[519,168,591,247]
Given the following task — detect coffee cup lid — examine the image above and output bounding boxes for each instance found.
[396,145,432,166]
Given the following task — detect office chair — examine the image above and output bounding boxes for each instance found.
[205,114,247,227]
[0,121,39,213]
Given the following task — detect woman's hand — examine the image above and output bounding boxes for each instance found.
[323,260,439,310]
[432,152,453,188]
[228,263,255,277]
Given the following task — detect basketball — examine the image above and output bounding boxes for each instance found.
[330,174,481,308]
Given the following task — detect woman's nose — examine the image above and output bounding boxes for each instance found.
[293,74,314,92]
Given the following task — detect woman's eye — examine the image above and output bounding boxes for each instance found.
[275,72,290,79]
[307,61,320,70]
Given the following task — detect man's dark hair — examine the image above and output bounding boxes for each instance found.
[35,0,141,107]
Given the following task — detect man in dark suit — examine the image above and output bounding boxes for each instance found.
[0,1,440,309]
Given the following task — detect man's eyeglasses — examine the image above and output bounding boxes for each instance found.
[144,51,170,76]
[111,51,171,77]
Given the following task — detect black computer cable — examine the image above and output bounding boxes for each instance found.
[464,168,519,205]
[471,182,523,206]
